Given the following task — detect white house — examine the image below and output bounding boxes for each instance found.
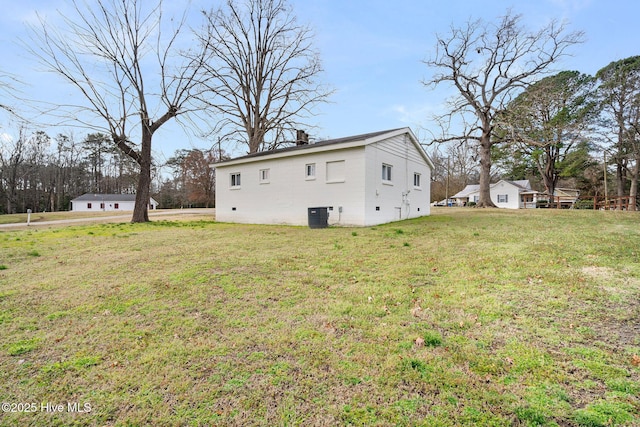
[213,128,434,227]
[70,194,158,212]
[452,180,539,209]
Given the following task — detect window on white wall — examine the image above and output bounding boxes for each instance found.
[382,163,392,182]
[230,172,241,187]
[413,173,421,188]
[305,163,316,179]
[259,168,270,183]
[326,160,345,183]
[497,194,508,203]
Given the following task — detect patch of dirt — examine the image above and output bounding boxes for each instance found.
[581,265,615,279]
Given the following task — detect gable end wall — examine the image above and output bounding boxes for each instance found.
[363,134,431,225]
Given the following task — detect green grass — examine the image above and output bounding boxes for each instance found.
[0,210,126,224]
[0,208,639,426]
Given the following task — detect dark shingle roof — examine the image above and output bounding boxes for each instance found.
[71,194,137,202]
[214,128,404,165]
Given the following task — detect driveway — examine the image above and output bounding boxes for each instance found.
[0,208,216,230]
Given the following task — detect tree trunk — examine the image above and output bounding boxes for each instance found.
[477,136,496,208]
[616,162,626,209]
[131,129,152,223]
[538,145,559,198]
[629,155,638,211]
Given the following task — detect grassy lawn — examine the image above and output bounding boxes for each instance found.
[0,208,638,426]
[0,211,126,225]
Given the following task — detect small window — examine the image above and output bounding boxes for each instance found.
[100,203,105,209]
[259,168,270,183]
[413,173,421,188]
[230,172,241,187]
[87,203,92,209]
[305,163,316,179]
[497,194,508,203]
[382,164,392,182]
[114,203,119,209]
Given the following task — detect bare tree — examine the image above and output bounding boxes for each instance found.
[0,126,49,213]
[167,148,221,207]
[0,71,21,119]
[429,140,480,203]
[49,132,87,211]
[26,0,209,222]
[198,0,332,154]
[0,126,28,214]
[423,11,583,207]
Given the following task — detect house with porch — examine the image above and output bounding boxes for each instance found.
[451,180,540,209]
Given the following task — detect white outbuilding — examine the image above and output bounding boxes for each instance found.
[70,194,158,212]
[213,128,434,227]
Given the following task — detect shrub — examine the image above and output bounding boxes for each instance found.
[574,199,594,210]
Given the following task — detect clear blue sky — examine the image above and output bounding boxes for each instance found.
[1,0,638,163]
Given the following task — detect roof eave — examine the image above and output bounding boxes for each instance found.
[212,127,434,170]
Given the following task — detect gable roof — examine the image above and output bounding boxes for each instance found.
[70,193,158,203]
[554,188,579,197]
[504,180,532,190]
[451,184,480,198]
[213,128,434,169]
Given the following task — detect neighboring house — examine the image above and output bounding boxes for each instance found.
[70,194,158,212]
[451,184,480,207]
[452,180,540,209]
[213,127,434,226]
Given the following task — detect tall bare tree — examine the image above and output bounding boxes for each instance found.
[0,126,49,214]
[423,11,583,207]
[26,0,209,222]
[198,0,332,153]
[0,126,28,214]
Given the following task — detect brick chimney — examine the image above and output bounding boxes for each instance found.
[296,130,309,146]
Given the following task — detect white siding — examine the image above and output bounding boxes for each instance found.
[214,128,433,227]
[70,197,158,212]
[71,200,136,212]
[491,181,521,209]
[466,181,522,209]
[215,147,367,226]
[363,134,431,225]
